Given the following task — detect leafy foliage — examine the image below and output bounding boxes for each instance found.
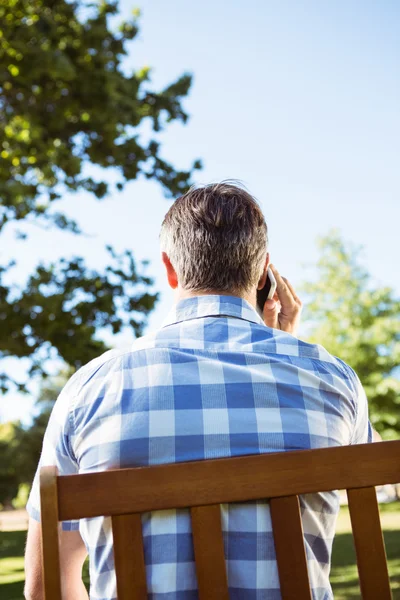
[303,232,400,438]
[0,0,201,392]
[0,248,158,391]
[0,0,201,231]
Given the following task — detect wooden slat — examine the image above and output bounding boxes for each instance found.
[40,466,62,600]
[191,505,229,600]
[112,514,147,600]
[58,441,400,520]
[347,487,392,600]
[270,495,312,600]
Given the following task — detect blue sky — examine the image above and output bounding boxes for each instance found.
[1,0,399,423]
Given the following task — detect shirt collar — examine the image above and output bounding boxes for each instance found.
[161,295,265,328]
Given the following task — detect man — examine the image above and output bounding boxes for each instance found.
[25,182,372,599]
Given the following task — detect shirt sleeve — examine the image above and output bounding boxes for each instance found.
[349,372,373,445]
[26,375,80,531]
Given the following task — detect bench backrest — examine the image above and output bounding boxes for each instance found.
[40,440,400,599]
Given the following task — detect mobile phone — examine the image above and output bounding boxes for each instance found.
[256,267,277,314]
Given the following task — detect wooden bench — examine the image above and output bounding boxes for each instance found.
[40,440,400,599]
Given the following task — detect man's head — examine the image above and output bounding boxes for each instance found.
[160,182,269,299]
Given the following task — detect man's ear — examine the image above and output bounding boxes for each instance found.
[161,252,179,289]
[257,254,270,290]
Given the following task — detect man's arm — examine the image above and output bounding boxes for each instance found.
[24,371,87,599]
[373,428,382,442]
[24,518,88,600]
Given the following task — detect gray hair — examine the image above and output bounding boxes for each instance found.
[160,181,268,294]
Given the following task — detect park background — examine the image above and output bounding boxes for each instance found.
[0,1,399,598]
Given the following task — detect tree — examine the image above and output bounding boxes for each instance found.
[0,422,20,507]
[12,370,69,490]
[0,0,201,392]
[303,232,400,439]
[0,372,68,505]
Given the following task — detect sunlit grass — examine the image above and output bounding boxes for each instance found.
[0,530,26,600]
[1,503,399,599]
[0,529,89,599]
[0,557,25,584]
[331,503,400,599]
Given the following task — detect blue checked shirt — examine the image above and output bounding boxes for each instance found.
[28,295,372,600]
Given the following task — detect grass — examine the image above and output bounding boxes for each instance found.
[0,530,27,600]
[0,530,90,600]
[1,503,399,599]
[330,502,400,599]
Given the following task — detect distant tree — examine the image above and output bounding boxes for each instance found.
[0,0,201,393]
[0,369,71,505]
[303,232,400,439]
[0,422,20,507]
[11,370,69,489]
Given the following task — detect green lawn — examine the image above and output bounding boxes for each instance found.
[0,530,27,600]
[0,530,90,600]
[330,502,400,599]
[1,503,399,599]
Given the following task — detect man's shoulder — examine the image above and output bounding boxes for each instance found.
[68,331,160,393]
[259,328,359,387]
[255,327,347,365]
[301,337,358,383]
[67,325,359,400]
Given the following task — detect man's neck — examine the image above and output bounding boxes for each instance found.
[174,288,258,311]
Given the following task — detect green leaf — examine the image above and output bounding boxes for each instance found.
[303,231,400,438]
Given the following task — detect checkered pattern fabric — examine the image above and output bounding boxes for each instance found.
[28,295,372,600]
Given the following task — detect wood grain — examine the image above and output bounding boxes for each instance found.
[40,466,62,600]
[57,441,400,520]
[270,495,312,600]
[41,441,400,599]
[112,514,147,600]
[191,505,229,600]
[347,487,392,600]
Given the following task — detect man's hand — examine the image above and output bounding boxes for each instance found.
[262,264,302,336]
